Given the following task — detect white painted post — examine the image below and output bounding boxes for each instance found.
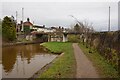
[63,34,65,42]
[63,34,68,42]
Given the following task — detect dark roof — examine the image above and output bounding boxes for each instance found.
[51,27,57,29]
[33,25,45,28]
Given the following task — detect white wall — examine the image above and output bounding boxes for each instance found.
[36,28,54,33]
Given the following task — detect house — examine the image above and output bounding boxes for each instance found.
[17,18,33,33]
[17,18,34,41]
[23,18,33,33]
[23,18,33,40]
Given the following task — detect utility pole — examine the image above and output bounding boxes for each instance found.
[108,6,110,32]
[108,6,111,57]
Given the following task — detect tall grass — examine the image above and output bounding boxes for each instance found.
[79,42,119,78]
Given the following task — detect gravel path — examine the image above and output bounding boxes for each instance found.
[73,43,99,78]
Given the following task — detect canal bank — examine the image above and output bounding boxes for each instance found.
[2,41,44,47]
[38,42,76,78]
[30,53,64,79]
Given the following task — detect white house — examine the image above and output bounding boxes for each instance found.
[33,25,56,33]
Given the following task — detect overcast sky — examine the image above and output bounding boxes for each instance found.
[1,2,119,31]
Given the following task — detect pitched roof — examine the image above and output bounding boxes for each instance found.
[23,21,33,26]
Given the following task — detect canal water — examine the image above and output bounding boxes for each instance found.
[2,44,57,78]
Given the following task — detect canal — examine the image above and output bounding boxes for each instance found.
[2,44,57,78]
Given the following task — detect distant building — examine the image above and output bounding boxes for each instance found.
[23,18,33,34]
[16,18,67,42]
[17,23,22,32]
[17,18,33,33]
[32,25,56,33]
[16,18,33,41]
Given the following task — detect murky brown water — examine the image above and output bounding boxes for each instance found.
[2,44,57,78]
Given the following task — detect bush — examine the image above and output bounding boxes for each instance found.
[68,34,80,43]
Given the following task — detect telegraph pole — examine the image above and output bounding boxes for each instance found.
[108,6,110,32]
[108,6,111,57]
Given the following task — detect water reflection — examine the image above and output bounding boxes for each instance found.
[2,44,57,78]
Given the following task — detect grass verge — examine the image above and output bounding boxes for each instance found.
[79,42,119,78]
[38,42,76,78]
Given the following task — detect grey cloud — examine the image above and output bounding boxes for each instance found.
[2,2,118,31]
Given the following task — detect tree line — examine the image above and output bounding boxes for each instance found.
[2,16,16,42]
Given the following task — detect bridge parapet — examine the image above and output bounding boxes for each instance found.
[63,32,82,35]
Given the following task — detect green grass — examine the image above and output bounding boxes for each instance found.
[38,42,76,78]
[79,42,119,78]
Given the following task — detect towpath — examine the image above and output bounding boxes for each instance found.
[73,43,99,78]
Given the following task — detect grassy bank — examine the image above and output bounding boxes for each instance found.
[38,42,76,78]
[79,42,119,78]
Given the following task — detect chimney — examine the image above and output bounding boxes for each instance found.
[27,18,30,22]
